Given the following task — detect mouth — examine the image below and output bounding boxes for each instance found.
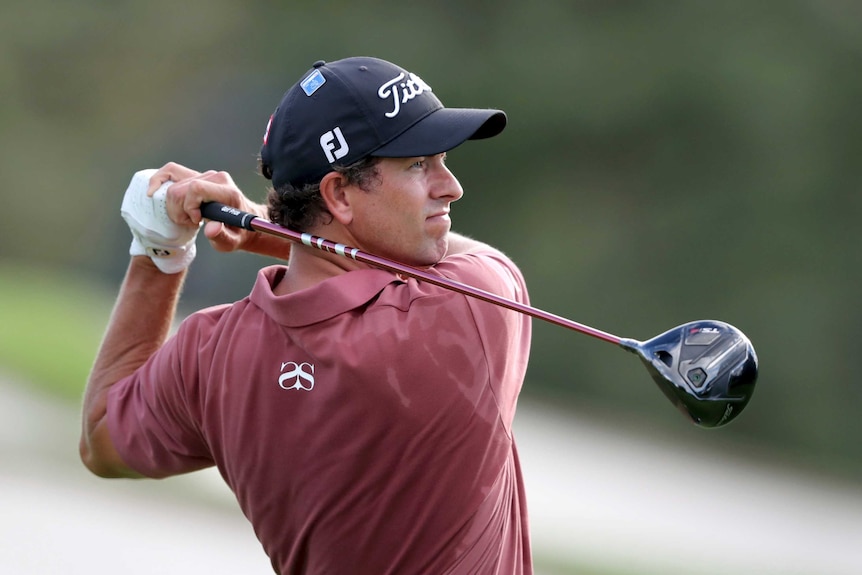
[426,213,451,234]
[426,210,450,222]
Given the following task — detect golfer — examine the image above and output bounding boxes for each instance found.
[81,56,533,574]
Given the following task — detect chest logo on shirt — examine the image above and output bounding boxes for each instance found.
[278,361,315,391]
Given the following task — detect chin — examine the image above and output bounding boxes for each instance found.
[409,248,447,268]
[409,255,443,268]
[387,237,448,268]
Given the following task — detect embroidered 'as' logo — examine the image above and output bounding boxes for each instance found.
[278,362,315,391]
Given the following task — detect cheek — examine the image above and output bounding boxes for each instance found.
[351,199,407,250]
[364,193,416,236]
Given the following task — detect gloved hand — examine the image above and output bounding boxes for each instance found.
[120,169,201,274]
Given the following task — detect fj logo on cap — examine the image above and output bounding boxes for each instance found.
[378,72,433,118]
[301,69,326,96]
[320,127,349,163]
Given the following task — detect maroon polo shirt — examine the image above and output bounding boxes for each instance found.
[109,251,533,574]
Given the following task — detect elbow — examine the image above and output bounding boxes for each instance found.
[79,427,142,479]
[78,442,104,478]
[79,438,120,478]
[80,383,143,478]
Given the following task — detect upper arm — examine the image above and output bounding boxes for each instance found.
[435,244,532,428]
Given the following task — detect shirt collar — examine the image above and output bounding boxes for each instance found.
[250,265,402,327]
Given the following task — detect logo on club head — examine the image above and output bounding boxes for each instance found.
[690,326,720,335]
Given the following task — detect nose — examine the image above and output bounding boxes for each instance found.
[430,157,464,202]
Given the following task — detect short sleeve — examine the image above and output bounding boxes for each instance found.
[433,249,531,428]
[107,313,217,478]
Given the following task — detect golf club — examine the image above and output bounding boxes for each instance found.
[200,201,758,428]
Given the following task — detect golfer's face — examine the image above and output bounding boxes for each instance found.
[347,154,463,266]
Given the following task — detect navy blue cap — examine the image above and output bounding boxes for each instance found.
[260,57,507,189]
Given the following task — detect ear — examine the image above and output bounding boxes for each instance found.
[319,171,354,225]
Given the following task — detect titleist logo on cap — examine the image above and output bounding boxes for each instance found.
[378,72,433,118]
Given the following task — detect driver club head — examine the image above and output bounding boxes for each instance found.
[620,320,758,428]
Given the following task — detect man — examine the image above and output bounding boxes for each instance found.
[80,56,533,574]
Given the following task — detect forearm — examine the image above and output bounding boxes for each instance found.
[80,256,186,477]
[238,201,292,260]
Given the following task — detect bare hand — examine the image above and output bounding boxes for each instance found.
[145,163,267,254]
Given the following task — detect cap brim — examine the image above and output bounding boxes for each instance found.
[372,108,506,158]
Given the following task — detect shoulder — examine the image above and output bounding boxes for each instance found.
[178,302,235,334]
[435,248,528,304]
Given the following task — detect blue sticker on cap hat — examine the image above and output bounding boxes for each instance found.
[301,70,326,96]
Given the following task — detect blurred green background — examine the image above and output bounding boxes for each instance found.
[2,0,861,487]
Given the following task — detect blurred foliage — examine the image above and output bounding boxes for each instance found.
[2,0,862,476]
[0,263,110,400]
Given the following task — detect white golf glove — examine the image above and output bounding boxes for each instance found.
[120,169,201,274]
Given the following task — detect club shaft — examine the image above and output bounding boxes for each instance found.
[201,202,623,346]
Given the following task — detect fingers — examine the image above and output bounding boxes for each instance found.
[145,163,244,227]
[175,176,239,226]
[203,220,243,253]
[145,162,202,195]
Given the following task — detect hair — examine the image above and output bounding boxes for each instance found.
[261,156,382,232]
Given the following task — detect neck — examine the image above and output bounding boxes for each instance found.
[274,225,367,295]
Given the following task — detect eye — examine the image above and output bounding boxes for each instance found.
[409,158,426,169]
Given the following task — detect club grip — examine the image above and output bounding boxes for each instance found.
[200,202,258,230]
